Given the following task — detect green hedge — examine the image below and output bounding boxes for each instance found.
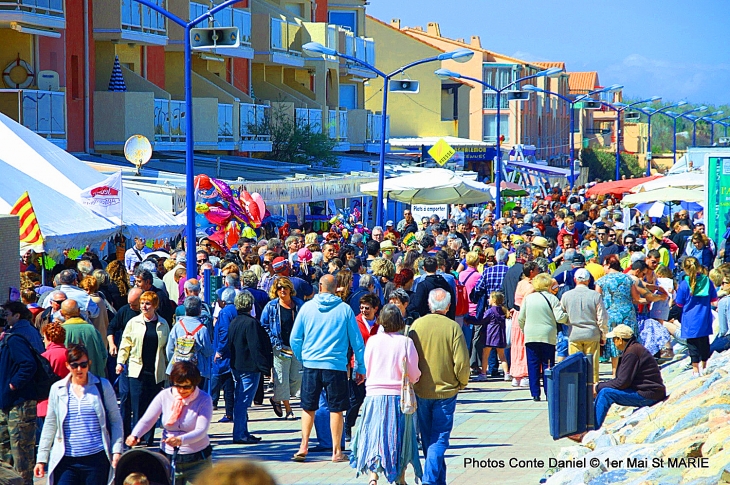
[581,149,643,182]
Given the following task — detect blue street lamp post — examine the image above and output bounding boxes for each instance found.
[134,0,243,278]
[654,105,707,165]
[434,67,563,216]
[695,111,724,145]
[632,102,681,176]
[598,97,662,179]
[303,42,474,227]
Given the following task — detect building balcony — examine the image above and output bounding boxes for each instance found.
[327,108,349,151]
[93,0,167,46]
[365,112,389,153]
[338,35,376,78]
[0,88,65,148]
[188,2,253,59]
[252,14,304,67]
[0,0,64,30]
[302,22,339,65]
[239,102,272,152]
[295,107,322,132]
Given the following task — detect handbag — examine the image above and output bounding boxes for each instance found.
[505,317,512,347]
[400,338,417,415]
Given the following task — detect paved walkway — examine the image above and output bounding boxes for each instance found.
[209,375,572,485]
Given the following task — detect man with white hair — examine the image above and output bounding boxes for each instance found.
[409,289,469,485]
[560,268,608,383]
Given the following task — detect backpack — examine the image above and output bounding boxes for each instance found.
[456,271,478,317]
[0,334,61,401]
[172,319,204,365]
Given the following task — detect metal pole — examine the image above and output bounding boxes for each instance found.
[495,90,502,216]
[615,111,621,180]
[569,102,575,189]
[376,77,389,228]
[692,121,697,146]
[184,25,196,279]
[673,117,678,165]
[711,122,715,145]
[645,114,652,176]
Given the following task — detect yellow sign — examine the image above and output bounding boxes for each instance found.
[428,138,456,166]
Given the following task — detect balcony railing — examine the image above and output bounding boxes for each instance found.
[121,0,166,35]
[483,92,509,110]
[295,107,322,132]
[367,113,389,143]
[339,110,348,140]
[154,98,186,142]
[0,0,64,17]
[585,128,611,135]
[190,2,251,46]
[0,89,65,140]
[354,36,375,65]
[240,102,270,140]
[218,103,233,143]
[271,17,301,55]
[343,31,355,57]
[328,109,337,139]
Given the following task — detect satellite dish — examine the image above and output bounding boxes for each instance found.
[124,135,152,176]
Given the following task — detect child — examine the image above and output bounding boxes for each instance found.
[124,473,149,485]
[650,265,676,322]
[474,291,510,382]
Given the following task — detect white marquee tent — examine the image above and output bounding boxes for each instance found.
[0,113,183,252]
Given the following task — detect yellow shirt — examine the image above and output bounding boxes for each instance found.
[586,262,606,281]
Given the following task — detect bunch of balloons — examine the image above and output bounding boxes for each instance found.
[194,174,272,250]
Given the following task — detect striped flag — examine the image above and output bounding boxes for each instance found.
[10,191,44,252]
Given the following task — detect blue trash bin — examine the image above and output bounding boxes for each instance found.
[545,352,594,440]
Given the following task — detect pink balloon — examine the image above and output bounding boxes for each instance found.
[204,205,231,226]
[251,193,266,222]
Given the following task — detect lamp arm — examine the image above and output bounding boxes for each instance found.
[388,56,441,79]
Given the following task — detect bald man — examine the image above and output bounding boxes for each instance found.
[290,273,366,463]
[61,299,108,377]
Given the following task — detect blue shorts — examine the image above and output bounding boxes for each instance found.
[300,367,350,413]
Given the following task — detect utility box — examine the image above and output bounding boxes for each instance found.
[0,215,20,302]
[545,352,594,440]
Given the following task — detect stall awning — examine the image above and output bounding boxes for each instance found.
[585,175,662,197]
[506,160,572,177]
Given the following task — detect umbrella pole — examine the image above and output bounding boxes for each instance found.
[40,253,45,286]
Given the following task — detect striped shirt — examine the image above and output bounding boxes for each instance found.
[63,391,104,457]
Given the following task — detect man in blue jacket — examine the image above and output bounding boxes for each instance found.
[211,288,236,422]
[290,274,365,464]
[0,302,39,485]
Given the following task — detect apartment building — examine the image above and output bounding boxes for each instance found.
[0,0,387,157]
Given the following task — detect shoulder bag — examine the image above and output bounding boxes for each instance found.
[400,337,417,415]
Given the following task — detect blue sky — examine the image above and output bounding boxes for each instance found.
[366,0,730,107]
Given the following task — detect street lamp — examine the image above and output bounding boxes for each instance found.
[697,111,724,145]
[303,42,474,227]
[521,85,601,189]
[433,66,563,216]
[133,0,244,278]
[714,116,730,142]
[598,96,663,179]
[631,101,683,176]
[678,106,709,146]
[654,105,706,165]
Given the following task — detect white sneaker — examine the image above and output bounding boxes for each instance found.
[692,372,700,377]
[504,373,512,382]
[519,378,530,388]
[511,378,520,387]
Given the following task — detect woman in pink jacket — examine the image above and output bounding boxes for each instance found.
[350,304,422,485]
[37,323,69,434]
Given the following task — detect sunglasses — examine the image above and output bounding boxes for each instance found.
[172,384,194,390]
[197,259,206,264]
[360,306,372,311]
[69,361,89,369]
[276,286,288,291]
[52,299,66,304]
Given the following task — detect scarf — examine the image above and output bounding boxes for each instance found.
[684,274,710,298]
[166,386,200,426]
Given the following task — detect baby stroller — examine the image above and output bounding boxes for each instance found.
[115,447,179,485]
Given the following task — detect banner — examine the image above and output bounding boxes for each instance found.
[412,204,449,222]
[80,171,123,220]
[705,157,730,247]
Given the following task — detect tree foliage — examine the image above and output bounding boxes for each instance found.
[248,104,339,168]
[581,148,643,182]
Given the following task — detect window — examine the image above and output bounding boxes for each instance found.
[482,65,516,109]
[284,2,303,17]
[483,114,509,143]
[339,85,357,110]
[329,11,357,35]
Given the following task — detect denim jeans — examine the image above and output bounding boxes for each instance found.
[54,451,109,485]
[118,366,131,438]
[232,370,261,441]
[210,371,234,418]
[709,335,730,357]
[525,342,555,399]
[416,395,457,485]
[594,387,658,429]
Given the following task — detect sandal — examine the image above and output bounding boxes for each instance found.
[270,397,283,417]
[332,454,349,463]
[285,411,297,420]
[369,480,378,485]
[291,452,307,462]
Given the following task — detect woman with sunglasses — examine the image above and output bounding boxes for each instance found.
[260,277,305,420]
[35,344,124,485]
[116,291,170,447]
[126,361,213,483]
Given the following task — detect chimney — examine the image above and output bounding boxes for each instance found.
[390,18,401,30]
[427,22,441,37]
[456,38,465,44]
[470,36,482,48]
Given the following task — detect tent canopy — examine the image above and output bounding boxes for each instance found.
[620,187,705,207]
[630,171,705,193]
[585,175,661,197]
[360,168,493,205]
[0,113,183,245]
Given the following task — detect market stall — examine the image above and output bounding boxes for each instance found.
[585,175,661,197]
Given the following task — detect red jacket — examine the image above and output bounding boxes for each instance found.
[558,227,579,248]
[350,314,379,369]
[38,342,69,417]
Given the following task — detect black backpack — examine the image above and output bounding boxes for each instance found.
[0,333,61,401]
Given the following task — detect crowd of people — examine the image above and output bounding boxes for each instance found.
[5,182,730,484]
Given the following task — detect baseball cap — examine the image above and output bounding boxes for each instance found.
[272,257,290,274]
[606,324,634,340]
[386,220,394,227]
[571,254,586,266]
